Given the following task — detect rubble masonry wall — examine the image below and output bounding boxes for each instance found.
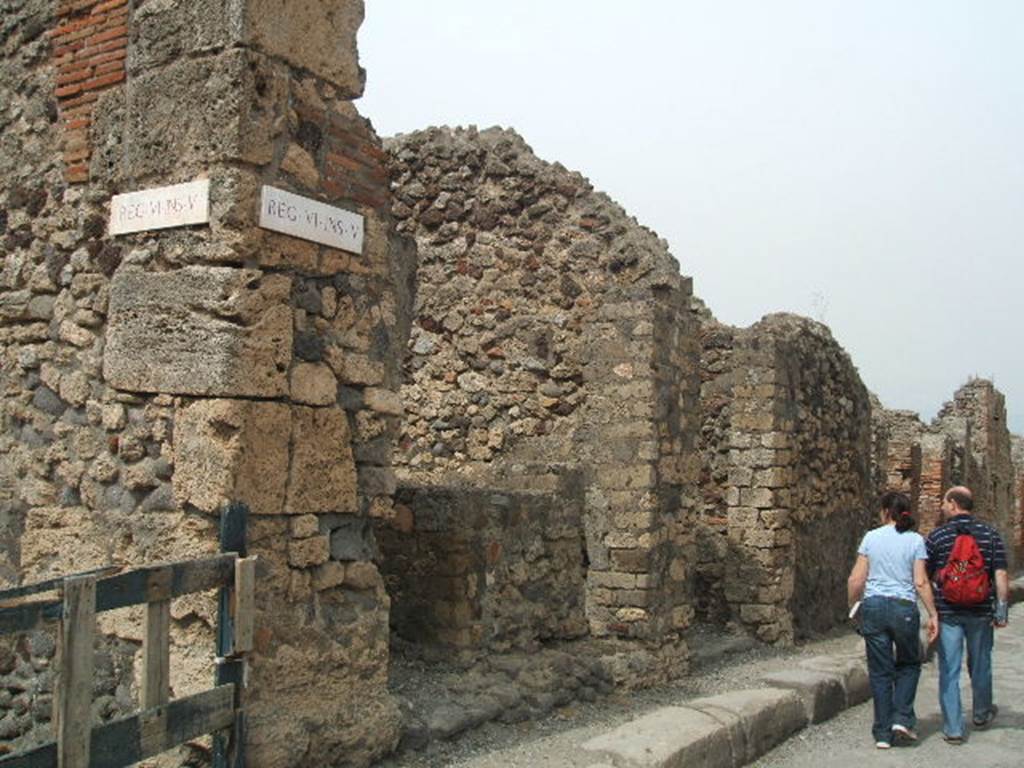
[385,127,700,659]
[1,2,414,765]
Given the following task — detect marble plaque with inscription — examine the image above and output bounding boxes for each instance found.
[109,179,210,235]
[259,185,364,254]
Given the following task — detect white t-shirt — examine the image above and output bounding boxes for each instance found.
[858,524,927,602]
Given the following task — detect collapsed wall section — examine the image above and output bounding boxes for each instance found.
[1,2,413,765]
[697,314,874,642]
[385,127,699,661]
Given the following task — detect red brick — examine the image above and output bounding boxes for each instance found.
[56,66,93,86]
[92,0,128,13]
[52,23,100,46]
[81,70,125,91]
[65,164,90,183]
[59,0,101,16]
[77,36,128,59]
[53,40,87,58]
[324,151,367,173]
[86,25,127,46]
[56,91,99,109]
[60,103,95,120]
[48,17,95,39]
[80,47,126,68]
[63,117,91,131]
[55,82,84,99]
[93,60,123,75]
[64,145,90,163]
[99,8,129,26]
[63,129,89,151]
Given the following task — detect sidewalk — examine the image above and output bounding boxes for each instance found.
[452,577,1024,768]
[752,600,1024,767]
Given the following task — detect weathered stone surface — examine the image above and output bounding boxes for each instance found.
[760,668,846,724]
[582,706,732,768]
[173,399,290,516]
[245,0,365,96]
[287,534,330,568]
[687,688,806,765]
[289,514,319,539]
[286,406,358,514]
[105,267,291,398]
[799,654,871,707]
[290,362,337,406]
[120,49,286,178]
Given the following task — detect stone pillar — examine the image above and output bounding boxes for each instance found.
[917,433,952,536]
[3,1,412,764]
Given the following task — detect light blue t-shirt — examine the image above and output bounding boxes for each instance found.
[858,524,927,602]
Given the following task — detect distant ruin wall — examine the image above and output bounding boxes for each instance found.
[1,2,414,765]
[876,381,1018,564]
[934,380,1016,563]
[1012,435,1024,563]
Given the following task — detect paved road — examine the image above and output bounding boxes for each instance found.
[751,603,1024,768]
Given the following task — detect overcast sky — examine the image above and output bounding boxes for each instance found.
[359,1,1023,434]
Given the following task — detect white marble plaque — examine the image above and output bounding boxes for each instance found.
[259,185,364,254]
[109,180,210,235]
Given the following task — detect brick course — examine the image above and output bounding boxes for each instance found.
[49,0,129,182]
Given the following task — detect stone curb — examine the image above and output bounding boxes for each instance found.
[577,580,1024,768]
[581,653,868,768]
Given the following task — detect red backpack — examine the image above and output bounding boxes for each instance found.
[937,524,991,606]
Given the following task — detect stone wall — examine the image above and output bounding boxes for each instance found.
[385,126,699,659]
[697,314,874,642]
[875,380,1017,559]
[1,2,414,765]
[1012,435,1024,563]
[379,476,587,654]
[933,380,1016,563]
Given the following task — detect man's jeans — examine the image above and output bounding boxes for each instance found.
[937,613,994,737]
[861,596,922,742]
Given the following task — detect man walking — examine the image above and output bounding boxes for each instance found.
[926,486,1010,744]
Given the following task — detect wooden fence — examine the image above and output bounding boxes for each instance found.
[0,503,253,768]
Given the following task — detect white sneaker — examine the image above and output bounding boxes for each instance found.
[875,741,891,749]
[891,724,918,742]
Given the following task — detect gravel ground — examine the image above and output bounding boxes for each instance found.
[377,627,863,768]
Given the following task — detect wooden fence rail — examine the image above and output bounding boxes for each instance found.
[0,503,253,768]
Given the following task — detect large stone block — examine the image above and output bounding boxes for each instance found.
[173,399,290,516]
[582,706,733,768]
[130,0,364,96]
[246,0,365,96]
[120,49,287,179]
[286,406,358,514]
[105,267,291,398]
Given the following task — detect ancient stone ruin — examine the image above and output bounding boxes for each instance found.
[1,3,1022,766]
[2,1,413,764]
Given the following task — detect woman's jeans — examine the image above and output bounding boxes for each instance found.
[861,596,922,742]
[936,613,994,737]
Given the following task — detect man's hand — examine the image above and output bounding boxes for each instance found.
[994,600,1009,629]
[926,615,939,643]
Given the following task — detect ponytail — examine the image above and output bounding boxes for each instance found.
[880,490,916,533]
[894,509,917,533]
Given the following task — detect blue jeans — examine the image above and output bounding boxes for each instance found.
[937,614,994,737]
[861,596,922,742]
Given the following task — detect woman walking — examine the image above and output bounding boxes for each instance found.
[847,491,939,749]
